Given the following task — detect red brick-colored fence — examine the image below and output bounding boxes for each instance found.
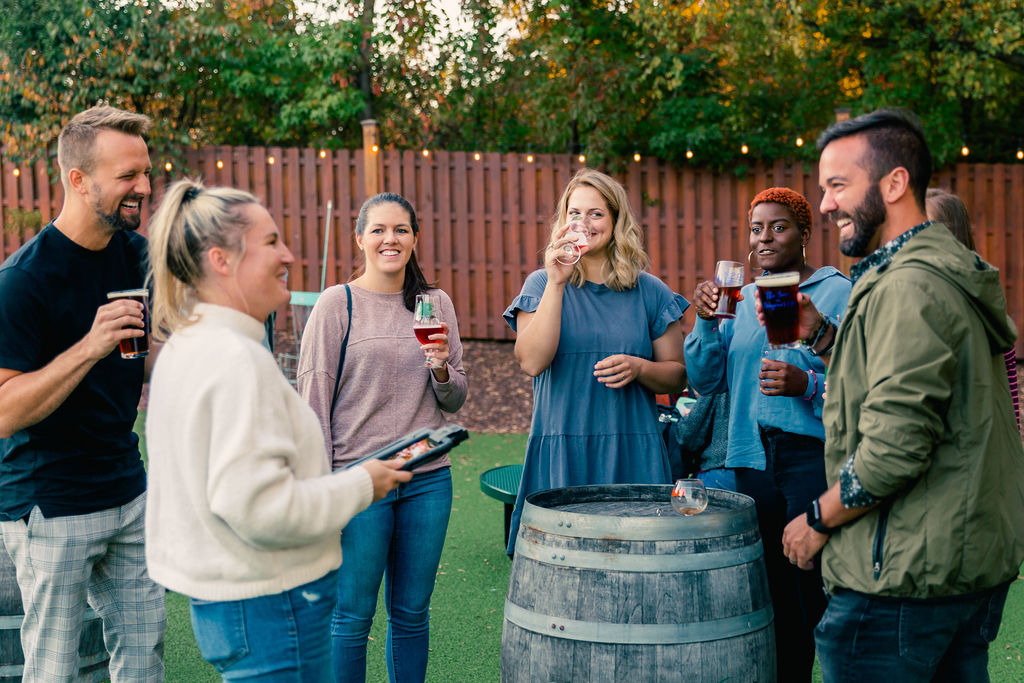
[3,148,1021,350]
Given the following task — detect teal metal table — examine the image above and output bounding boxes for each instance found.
[479,464,524,547]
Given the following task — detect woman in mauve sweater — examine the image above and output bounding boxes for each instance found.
[297,193,467,683]
[145,180,409,682]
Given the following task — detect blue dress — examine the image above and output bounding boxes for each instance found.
[502,270,690,554]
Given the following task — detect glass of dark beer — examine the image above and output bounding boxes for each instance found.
[755,272,800,349]
[106,289,150,359]
[713,260,744,319]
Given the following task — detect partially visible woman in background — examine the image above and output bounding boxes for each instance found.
[145,179,409,681]
[298,192,467,683]
[684,187,851,682]
[503,168,688,555]
[926,188,1021,437]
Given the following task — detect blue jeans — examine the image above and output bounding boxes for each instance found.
[815,581,1011,682]
[734,428,829,683]
[189,569,338,682]
[332,467,452,683]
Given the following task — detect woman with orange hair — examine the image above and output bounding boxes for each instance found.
[684,187,851,682]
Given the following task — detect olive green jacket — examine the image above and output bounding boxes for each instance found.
[822,223,1024,598]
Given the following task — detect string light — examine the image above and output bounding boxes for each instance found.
[740,143,749,155]
[319,149,327,159]
[267,156,276,165]
[473,152,481,161]
[370,144,379,153]
[526,154,534,163]
[960,144,969,157]
[795,137,804,147]
[164,161,173,172]
[633,152,641,162]
[1017,149,1023,161]
[577,154,586,164]
[686,149,693,159]
[12,168,19,177]
[421,149,430,157]
[216,160,224,169]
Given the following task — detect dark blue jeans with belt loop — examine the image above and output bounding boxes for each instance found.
[815,580,1011,682]
[734,427,829,683]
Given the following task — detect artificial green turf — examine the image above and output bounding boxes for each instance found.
[136,418,1023,681]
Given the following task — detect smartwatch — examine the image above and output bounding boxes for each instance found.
[805,498,836,535]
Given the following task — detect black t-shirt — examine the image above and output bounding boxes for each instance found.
[0,223,147,520]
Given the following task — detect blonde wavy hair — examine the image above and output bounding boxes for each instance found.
[551,169,649,290]
[147,179,259,340]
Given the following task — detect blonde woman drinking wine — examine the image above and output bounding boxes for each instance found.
[503,168,689,556]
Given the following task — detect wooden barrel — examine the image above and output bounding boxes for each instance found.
[502,485,776,682]
[0,534,110,682]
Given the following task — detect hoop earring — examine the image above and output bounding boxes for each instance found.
[747,250,757,272]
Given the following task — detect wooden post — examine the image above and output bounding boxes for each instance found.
[361,119,381,199]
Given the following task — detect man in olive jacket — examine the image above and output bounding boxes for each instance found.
[781,108,1024,681]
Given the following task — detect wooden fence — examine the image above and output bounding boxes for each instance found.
[2,147,1022,350]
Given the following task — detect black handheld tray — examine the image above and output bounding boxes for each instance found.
[343,424,469,472]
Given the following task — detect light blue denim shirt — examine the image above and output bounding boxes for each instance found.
[683,266,851,470]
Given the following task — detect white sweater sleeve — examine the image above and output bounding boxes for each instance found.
[202,349,373,550]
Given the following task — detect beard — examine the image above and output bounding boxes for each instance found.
[91,186,143,232]
[837,182,887,257]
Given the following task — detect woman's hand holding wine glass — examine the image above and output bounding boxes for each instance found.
[413,294,449,375]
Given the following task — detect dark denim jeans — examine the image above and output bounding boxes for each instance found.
[189,569,338,681]
[815,581,1011,682]
[735,428,829,683]
[332,466,452,683]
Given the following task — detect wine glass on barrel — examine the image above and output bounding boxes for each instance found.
[671,479,708,516]
[555,216,590,266]
[413,293,444,369]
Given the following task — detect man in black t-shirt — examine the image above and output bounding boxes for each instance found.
[0,107,165,681]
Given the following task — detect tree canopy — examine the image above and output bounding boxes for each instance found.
[1,0,1021,167]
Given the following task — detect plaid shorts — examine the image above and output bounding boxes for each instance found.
[0,492,165,682]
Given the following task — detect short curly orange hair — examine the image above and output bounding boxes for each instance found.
[748,187,813,236]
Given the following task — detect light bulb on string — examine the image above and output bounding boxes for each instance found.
[686,149,693,160]
[216,160,224,169]
[578,154,586,164]
[267,156,276,165]
[633,152,641,163]
[421,149,430,158]
[473,151,481,161]
[319,149,327,159]
[795,137,804,147]
[741,143,749,155]
[370,144,379,153]
[164,162,173,172]
[526,153,534,163]
[12,168,19,177]
[960,144,969,157]
[1017,149,1023,161]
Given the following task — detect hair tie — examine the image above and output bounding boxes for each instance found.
[183,186,201,202]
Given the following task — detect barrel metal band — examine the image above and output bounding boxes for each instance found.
[521,504,754,541]
[504,601,773,644]
[514,538,763,572]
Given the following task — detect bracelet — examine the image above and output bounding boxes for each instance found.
[802,313,829,348]
[808,320,837,357]
[802,370,818,401]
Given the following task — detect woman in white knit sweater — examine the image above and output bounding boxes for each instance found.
[144,179,410,682]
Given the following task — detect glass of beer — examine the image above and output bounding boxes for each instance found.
[106,289,150,359]
[671,479,708,516]
[755,271,801,349]
[413,293,444,369]
[713,260,744,319]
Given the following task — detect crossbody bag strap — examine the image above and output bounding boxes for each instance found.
[329,284,352,418]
